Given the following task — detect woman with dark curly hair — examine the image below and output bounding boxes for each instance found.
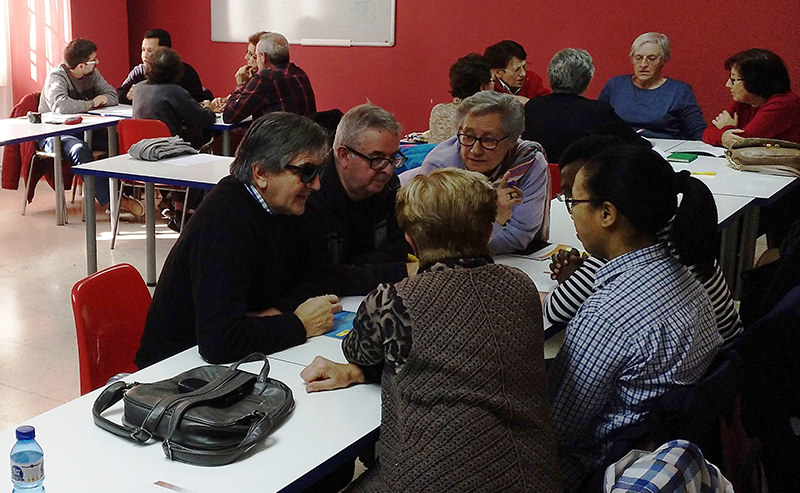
[703,48,800,148]
[132,47,216,149]
[428,53,493,143]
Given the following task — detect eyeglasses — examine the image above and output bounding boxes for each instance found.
[728,76,745,84]
[245,51,256,60]
[344,145,407,170]
[556,193,598,214]
[84,59,99,66]
[631,55,661,64]
[285,163,328,183]
[457,133,509,150]
[503,61,527,74]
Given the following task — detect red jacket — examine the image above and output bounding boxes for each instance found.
[702,92,800,146]
[1,93,73,202]
[493,71,551,100]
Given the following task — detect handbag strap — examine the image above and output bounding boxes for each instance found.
[229,352,270,383]
[136,369,256,442]
[162,409,274,466]
[92,381,140,441]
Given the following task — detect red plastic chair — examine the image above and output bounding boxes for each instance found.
[114,119,190,245]
[548,162,561,199]
[117,118,171,153]
[71,263,151,395]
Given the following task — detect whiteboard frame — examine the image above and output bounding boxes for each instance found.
[210,0,396,47]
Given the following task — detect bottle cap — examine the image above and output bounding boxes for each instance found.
[15,425,35,440]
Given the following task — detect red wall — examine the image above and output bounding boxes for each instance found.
[14,0,800,135]
[69,0,129,89]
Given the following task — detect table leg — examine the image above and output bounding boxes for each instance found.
[222,130,231,156]
[54,135,66,225]
[718,219,740,293]
[107,126,118,156]
[109,178,120,244]
[146,182,156,286]
[734,208,760,297]
[84,174,97,275]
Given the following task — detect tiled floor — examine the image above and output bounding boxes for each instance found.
[0,180,177,431]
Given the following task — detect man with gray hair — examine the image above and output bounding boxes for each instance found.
[522,48,646,163]
[421,91,551,254]
[223,32,316,124]
[136,112,340,368]
[302,103,413,296]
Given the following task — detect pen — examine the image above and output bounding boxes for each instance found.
[690,171,716,176]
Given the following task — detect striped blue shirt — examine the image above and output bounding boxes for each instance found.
[547,243,722,491]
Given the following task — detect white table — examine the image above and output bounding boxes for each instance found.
[89,106,244,156]
[72,153,233,285]
[0,114,122,225]
[671,154,797,292]
[0,347,381,493]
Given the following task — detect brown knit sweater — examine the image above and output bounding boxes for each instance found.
[348,262,562,492]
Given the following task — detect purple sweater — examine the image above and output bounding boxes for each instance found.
[421,136,550,254]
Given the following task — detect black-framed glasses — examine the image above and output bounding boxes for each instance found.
[728,76,745,84]
[344,145,407,170]
[556,193,597,214]
[285,163,328,183]
[457,133,508,150]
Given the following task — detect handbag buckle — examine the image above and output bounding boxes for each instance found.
[131,427,154,442]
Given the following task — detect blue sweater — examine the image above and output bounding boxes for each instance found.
[598,75,707,140]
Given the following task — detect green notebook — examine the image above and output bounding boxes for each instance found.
[667,152,699,163]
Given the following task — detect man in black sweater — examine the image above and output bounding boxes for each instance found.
[117,28,209,104]
[302,104,414,296]
[136,113,341,368]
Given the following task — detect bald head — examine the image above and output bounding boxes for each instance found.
[256,32,290,69]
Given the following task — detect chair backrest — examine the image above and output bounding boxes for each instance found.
[71,263,151,395]
[118,119,171,154]
[548,162,561,200]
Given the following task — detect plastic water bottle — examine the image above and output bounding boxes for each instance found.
[10,425,44,492]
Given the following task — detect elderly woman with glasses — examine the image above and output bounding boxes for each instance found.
[703,49,800,248]
[703,49,800,148]
[302,168,563,491]
[522,48,647,163]
[420,91,550,254]
[598,32,706,140]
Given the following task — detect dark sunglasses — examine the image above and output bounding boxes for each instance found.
[285,163,328,183]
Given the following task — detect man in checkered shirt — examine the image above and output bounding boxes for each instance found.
[223,32,316,123]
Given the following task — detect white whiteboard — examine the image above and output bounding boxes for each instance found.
[210,0,396,47]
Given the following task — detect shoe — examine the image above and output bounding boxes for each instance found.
[120,195,144,217]
[167,209,186,233]
[157,197,174,219]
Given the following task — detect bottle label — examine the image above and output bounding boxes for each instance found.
[11,454,44,484]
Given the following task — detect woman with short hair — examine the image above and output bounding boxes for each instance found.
[133,47,216,149]
[421,91,551,254]
[703,48,800,148]
[301,168,562,491]
[428,54,493,143]
[598,32,706,139]
[522,48,647,162]
[704,49,800,247]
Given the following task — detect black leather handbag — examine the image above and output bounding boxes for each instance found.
[92,353,294,466]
